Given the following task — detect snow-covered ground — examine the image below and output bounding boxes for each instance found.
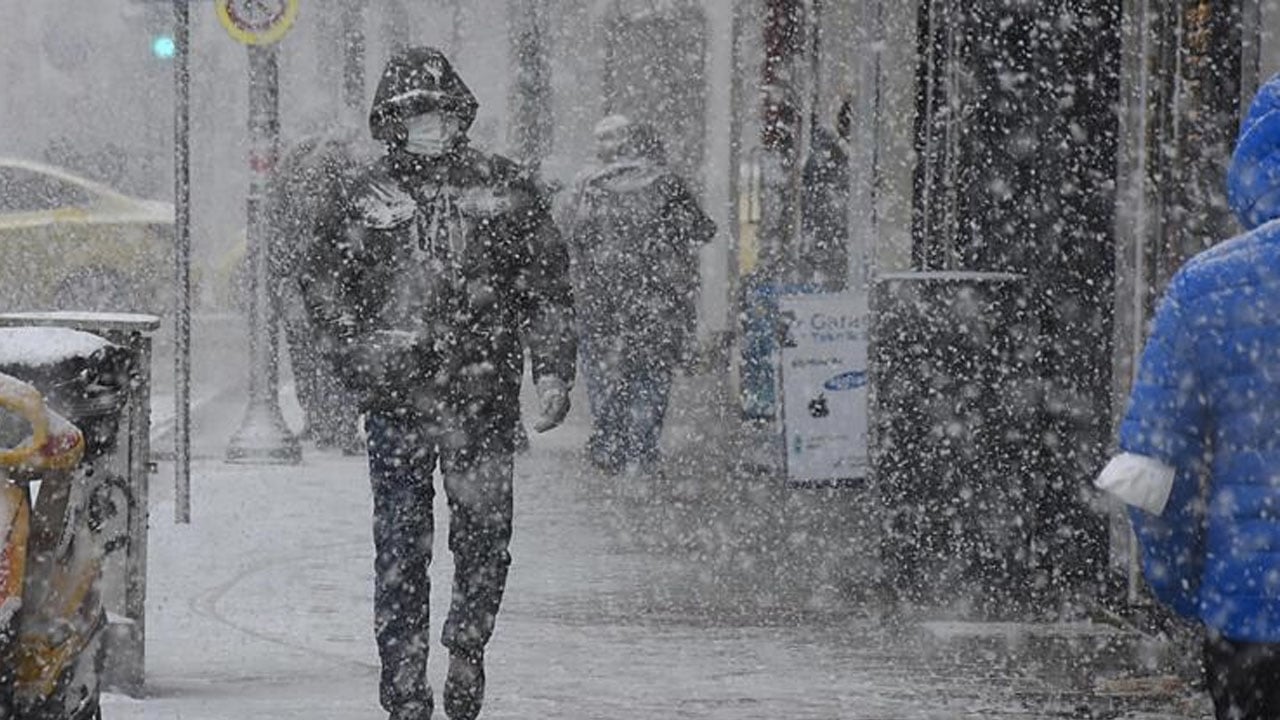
[89,366,1215,720]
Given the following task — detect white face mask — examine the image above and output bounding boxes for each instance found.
[403,113,458,157]
[593,115,631,163]
[596,134,625,163]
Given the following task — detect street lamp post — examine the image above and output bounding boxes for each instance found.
[342,2,365,115]
[509,0,552,166]
[173,0,193,519]
[226,43,301,465]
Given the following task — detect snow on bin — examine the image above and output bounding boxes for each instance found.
[0,328,131,453]
[0,314,159,697]
[870,272,1036,614]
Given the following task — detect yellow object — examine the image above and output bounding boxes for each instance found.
[737,156,763,276]
[29,411,85,473]
[0,375,47,469]
[0,374,84,473]
[15,568,100,698]
[0,485,29,620]
[216,0,300,46]
[0,371,89,709]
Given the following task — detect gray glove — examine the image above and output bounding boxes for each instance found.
[532,376,570,433]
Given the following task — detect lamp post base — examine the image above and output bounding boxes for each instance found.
[226,402,301,465]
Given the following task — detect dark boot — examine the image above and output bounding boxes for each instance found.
[442,649,485,720]
[388,700,431,720]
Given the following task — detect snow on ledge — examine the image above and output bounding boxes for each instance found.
[0,311,161,332]
[0,327,114,367]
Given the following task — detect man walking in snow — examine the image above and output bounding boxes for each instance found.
[1097,73,1280,719]
[564,116,715,476]
[300,47,576,720]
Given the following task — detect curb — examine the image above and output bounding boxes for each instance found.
[918,619,1205,712]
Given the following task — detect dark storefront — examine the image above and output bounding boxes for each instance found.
[897,0,1253,608]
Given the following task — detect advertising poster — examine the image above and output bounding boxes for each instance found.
[779,293,870,487]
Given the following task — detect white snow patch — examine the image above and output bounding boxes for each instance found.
[0,327,113,366]
[0,311,160,329]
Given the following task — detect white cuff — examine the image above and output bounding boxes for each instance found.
[1095,452,1176,516]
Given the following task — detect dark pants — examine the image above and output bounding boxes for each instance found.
[365,409,514,716]
[1204,634,1280,719]
[580,333,674,473]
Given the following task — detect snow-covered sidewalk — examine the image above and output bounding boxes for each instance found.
[99,374,1212,719]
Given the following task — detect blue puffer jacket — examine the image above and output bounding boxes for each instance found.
[1121,72,1280,641]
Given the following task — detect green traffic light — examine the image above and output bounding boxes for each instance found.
[152,35,176,59]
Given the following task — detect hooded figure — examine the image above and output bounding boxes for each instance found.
[300,47,575,720]
[565,117,715,475]
[798,99,852,290]
[1097,73,1280,719]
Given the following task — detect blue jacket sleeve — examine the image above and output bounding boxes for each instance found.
[1118,273,1207,619]
[1127,482,1204,618]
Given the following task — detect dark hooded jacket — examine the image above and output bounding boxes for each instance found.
[565,125,715,358]
[800,125,850,290]
[301,48,575,441]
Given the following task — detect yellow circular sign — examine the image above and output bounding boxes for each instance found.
[216,0,300,46]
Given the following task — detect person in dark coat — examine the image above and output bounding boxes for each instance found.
[1096,72,1280,720]
[565,116,715,475]
[270,128,369,454]
[799,98,852,290]
[300,47,576,720]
